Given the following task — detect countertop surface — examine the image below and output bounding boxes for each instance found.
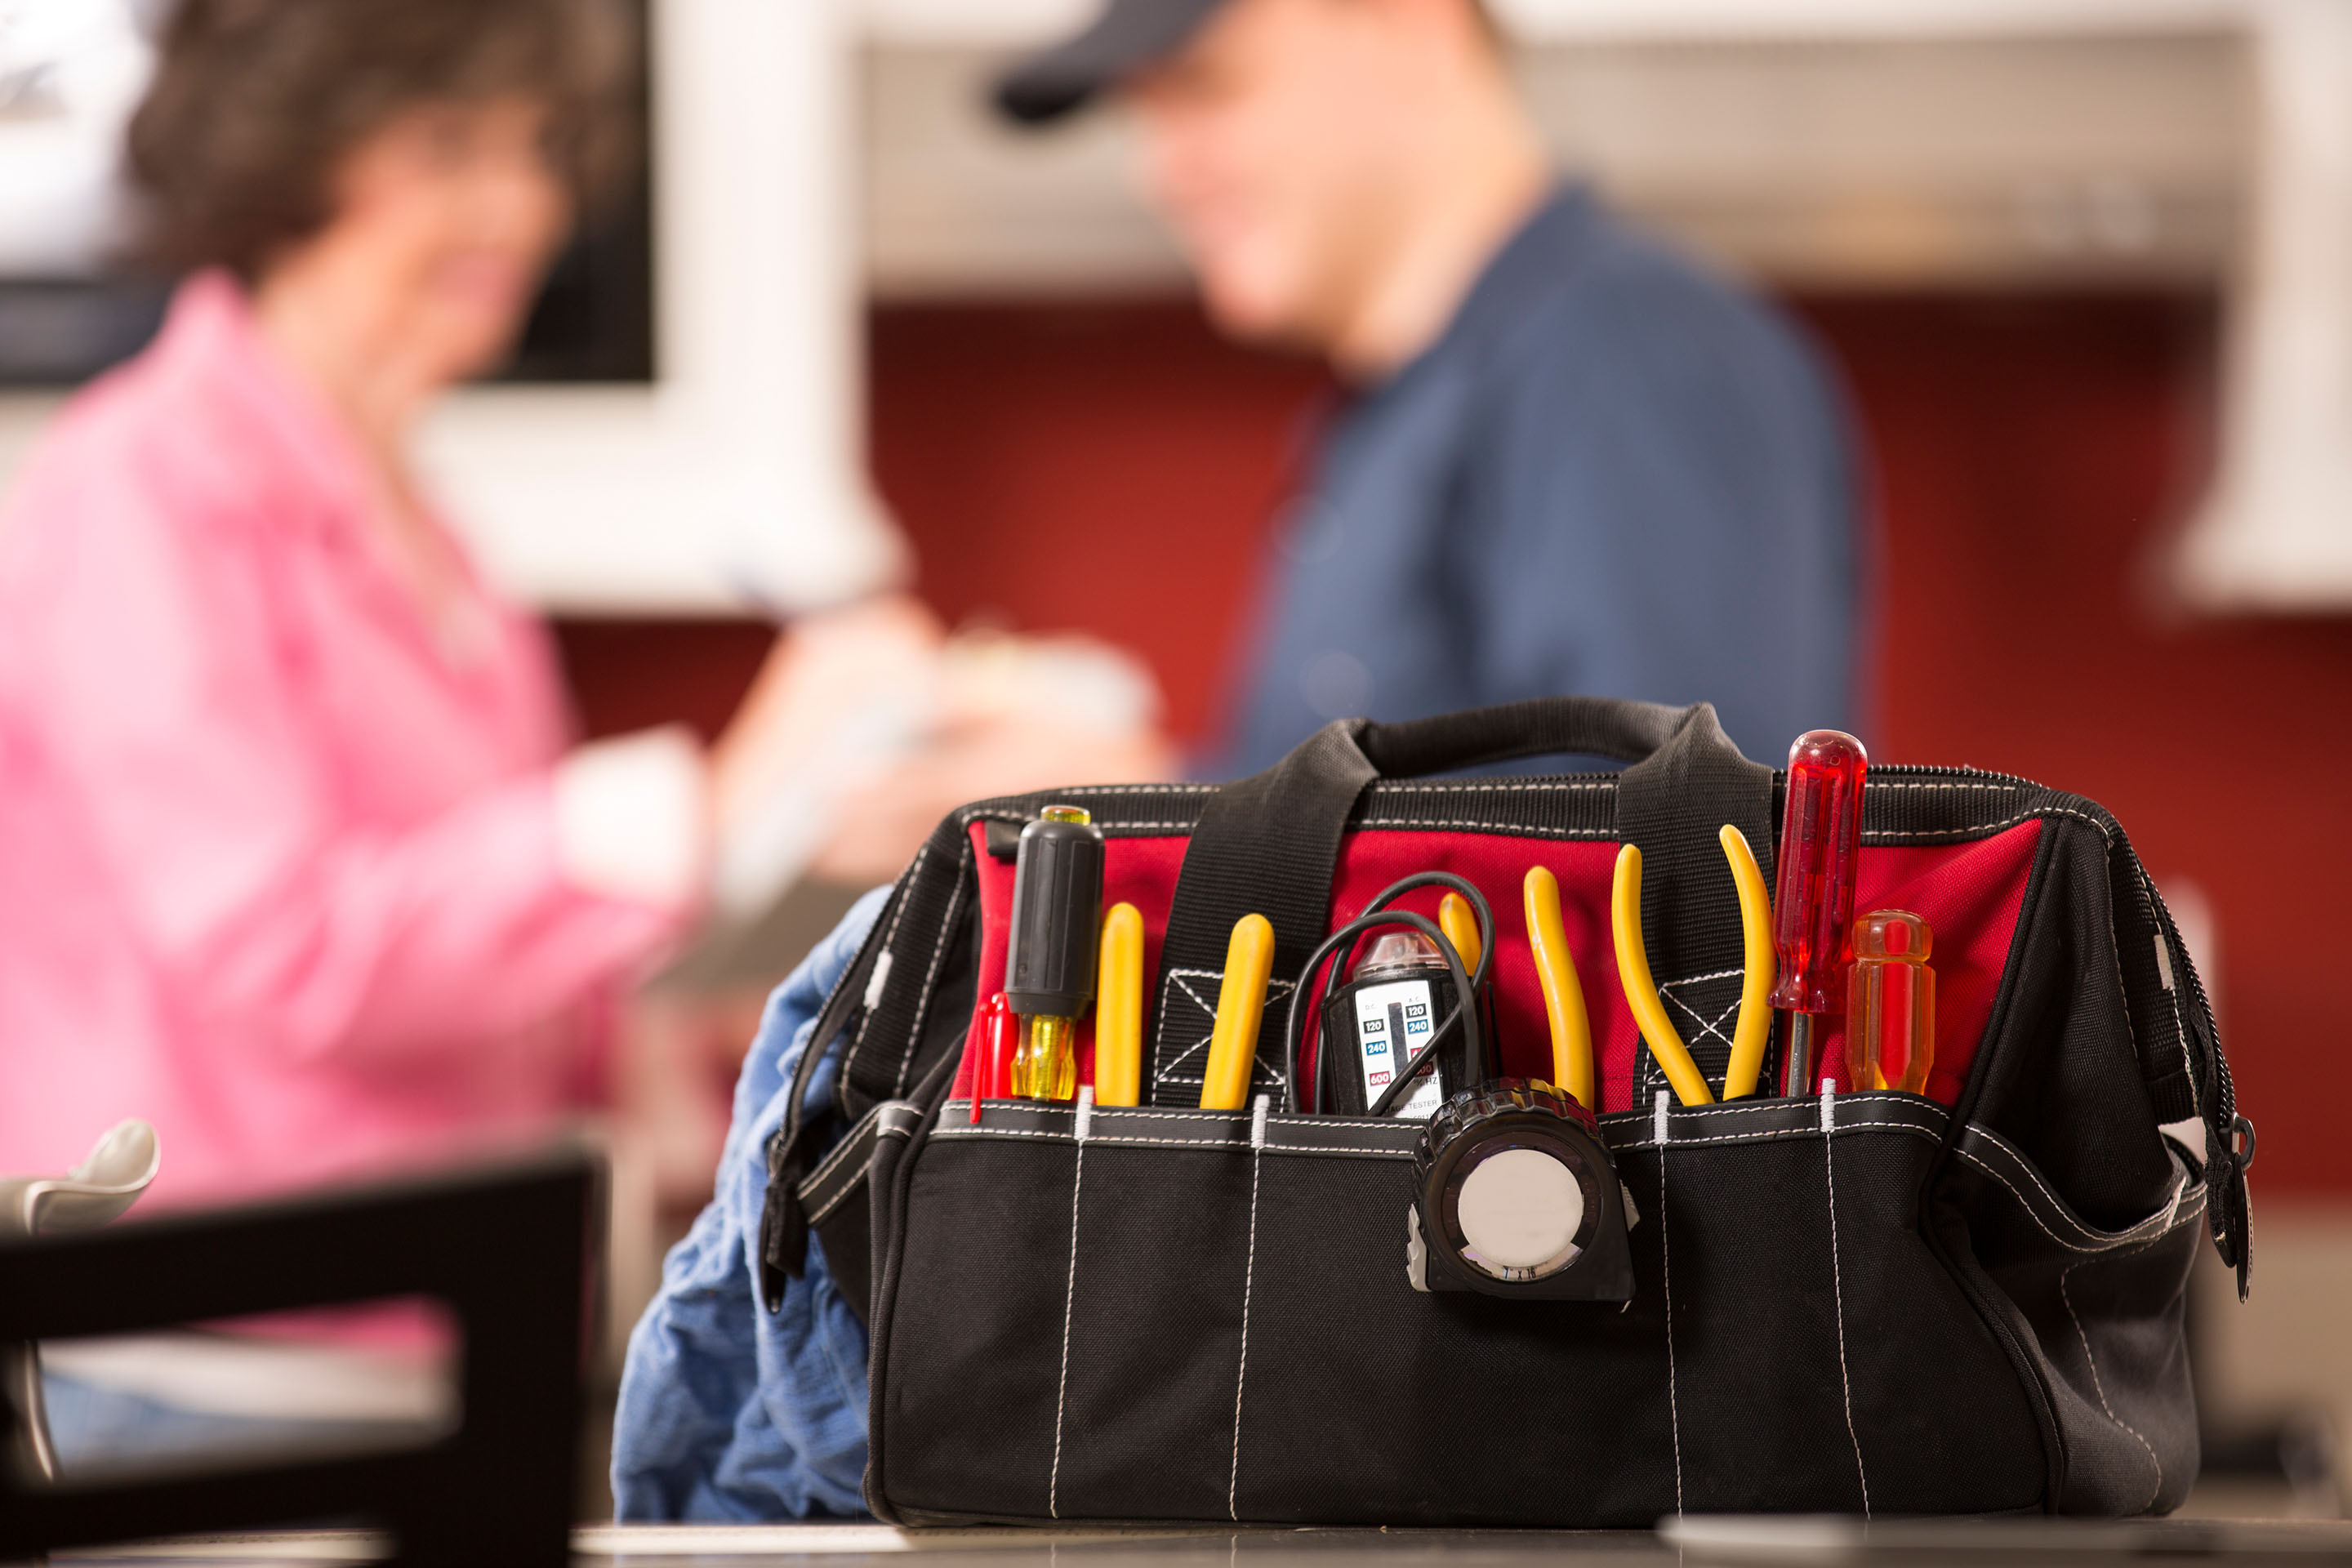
[43,1518,2352,1566]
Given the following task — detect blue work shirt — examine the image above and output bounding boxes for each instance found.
[1216,184,1859,777]
[611,888,889,1521]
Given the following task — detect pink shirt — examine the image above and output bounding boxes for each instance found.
[0,273,686,1207]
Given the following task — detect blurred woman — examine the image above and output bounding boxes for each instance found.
[0,0,1185,1486]
[0,0,795,1210]
[0,0,1179,1470]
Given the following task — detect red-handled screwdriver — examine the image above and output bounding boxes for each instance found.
[969,992,1020,1124]
[1768,729,1868,1096]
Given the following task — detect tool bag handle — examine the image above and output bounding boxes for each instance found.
[1153,697,1778,1077]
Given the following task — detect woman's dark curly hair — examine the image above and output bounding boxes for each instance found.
[127,0,635,280]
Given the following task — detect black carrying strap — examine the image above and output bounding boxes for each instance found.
[1155,723,1380,998]
[1613,705,1778,992]
[1353,696,1687,778]
[1153,697,1775,1079]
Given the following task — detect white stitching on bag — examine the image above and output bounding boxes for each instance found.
[1153,972,1225,1084]
[1863,805,2114,845]
[1660,971,1745,1058]
[1655,1094,1685,1516]
[843,840,926,1089]
[1154,969,1294,1090]
[1228,1098,1268,1521]
[974,1102,1403,1128]
[932,1124,1412,1158]
[1949,1146,2202,1255]
[1820,1085,1872,1517]
[1370,780,1614,795]
[1046,1125,1086,1518]
[1610,1117,1945,1152]
[1045,782,1217,796]
[1958,1122,2190,1245]
[895,833,974,1095]
[799,1105,884,1195]
[1354,816,1619,838]
[1610,1092,1950,1129]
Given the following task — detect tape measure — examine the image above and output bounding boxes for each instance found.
[1407,1078,1633,1301]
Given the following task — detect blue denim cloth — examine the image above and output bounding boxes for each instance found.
[611,887,891,1521]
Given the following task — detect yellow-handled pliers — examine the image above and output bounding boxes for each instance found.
[1610,825,1776,1106]
[1522,866,1594,1109]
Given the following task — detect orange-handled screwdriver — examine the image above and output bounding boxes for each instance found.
[1846,910,1935,1094]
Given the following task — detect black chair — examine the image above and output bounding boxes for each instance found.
[0,1149,598,1566]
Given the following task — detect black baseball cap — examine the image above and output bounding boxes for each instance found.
[993,0,1234,125]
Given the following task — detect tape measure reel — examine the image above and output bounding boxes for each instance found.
[1408,1078,1634,1301]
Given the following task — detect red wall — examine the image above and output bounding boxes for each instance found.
[1799,293,2352,1195]
[867,303,1330,745]
[559,291,2352,1192]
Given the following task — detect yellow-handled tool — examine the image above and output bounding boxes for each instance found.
[1610,845,1716,1107]
[1521,866,1594,1109]
[1718,825,1775,1099]
[1200,913,1274,1110]
[1437,892,1483,977]
[1093,902,1145,1107]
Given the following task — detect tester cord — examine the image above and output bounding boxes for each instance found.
[1281,871,1495,1116]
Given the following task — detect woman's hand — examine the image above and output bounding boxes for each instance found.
[806,627,1178,884]
[706,594,948,846]
[706,595,1177,902]
[809,714,1176,886]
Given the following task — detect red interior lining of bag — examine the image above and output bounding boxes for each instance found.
[956,817,2042,1111]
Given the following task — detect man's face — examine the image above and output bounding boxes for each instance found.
[1127,0,1419,353]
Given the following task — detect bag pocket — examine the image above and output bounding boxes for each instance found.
[871,1092,2048,1527]
[1607,1091,2048,1521]
[1936,1122,2206,1516]
[800,1099,929,1327]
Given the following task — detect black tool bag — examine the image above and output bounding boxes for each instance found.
[760,697,2252,1528]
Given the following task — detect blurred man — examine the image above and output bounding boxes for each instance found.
[997,0,1858,773]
